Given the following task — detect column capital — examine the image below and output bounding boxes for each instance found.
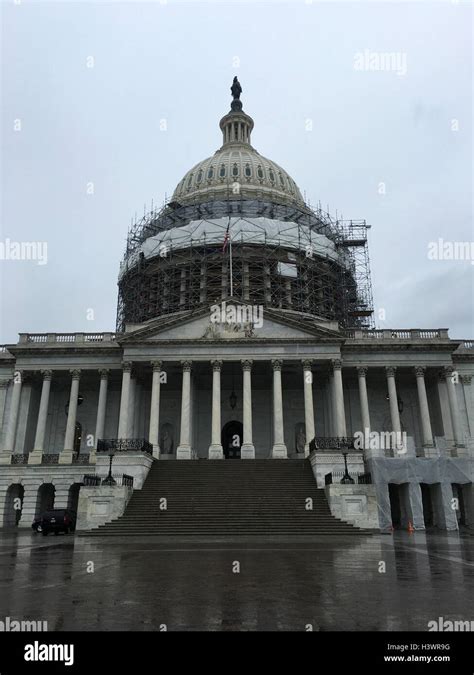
[211,360,223,371]
[332,359,342,371]
[69,369,81,380]
[385,366,397,378]
[414,366,426,378]
[98,368,109,379]
[41,369,53,380]
[181,360,192,372]
[241,359,253,371]
[460,375,472,385]
[444,365,455,377]
[13,369,24,383]
[357,366,368,377]
[271,359,283,371]
[151,361,163,372]
[302,359,313,370]
[122,361,133,373]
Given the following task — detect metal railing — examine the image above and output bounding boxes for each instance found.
[72,454,90,465]
[41,454,59,465]
[309,437,358,451]
[11,454,28,465]
[325,471,372,485]
[83,473,134,488]
[97,439,153,454]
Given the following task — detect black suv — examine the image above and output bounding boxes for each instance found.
[32,509,76,536]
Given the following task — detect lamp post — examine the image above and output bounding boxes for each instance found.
[340,450,355,484]
[102,445,116,486]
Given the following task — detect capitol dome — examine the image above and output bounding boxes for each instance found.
[117,79,372,333]
[171,102,305,207]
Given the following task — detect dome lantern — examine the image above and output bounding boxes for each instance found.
[219,77,254,148]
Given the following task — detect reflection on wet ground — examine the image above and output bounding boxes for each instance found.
[0,531,472,631]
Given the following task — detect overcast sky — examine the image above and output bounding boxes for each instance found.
[1,0,472,343]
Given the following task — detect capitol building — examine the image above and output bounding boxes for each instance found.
[0,80,472,535]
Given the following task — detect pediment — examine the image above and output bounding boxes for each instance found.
[118,303,343,343]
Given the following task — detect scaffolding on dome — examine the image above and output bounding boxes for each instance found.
[116,197,375,333]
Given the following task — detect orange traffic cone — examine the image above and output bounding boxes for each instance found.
[407,521,415,533]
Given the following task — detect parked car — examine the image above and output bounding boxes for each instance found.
[32,509,76,536]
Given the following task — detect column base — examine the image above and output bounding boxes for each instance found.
[59,450,74,465]
[240,443,255,459]
[0,452,12,465]
[152,444,161,460]
[208,444,224,459]
[176,445,193,460]
[271,443,288,459]
[28,450,43,465]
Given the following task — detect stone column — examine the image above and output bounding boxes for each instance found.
[302,360,315,457]
[148,361,162,459]
[209,360,224,459]
[0,371,23,464]
[127,375,136,438]
[0,379,9,434]
[271,360,287,458]
[332,360,347,437]
[177,361,193,459]
[92,369,109,463]
[414,367,434,448]
[385,367,401,434]
[460,375,473,437]
[357,367,371,435]
[241,360,255,458]
[444,366,464,447]
[29,370,53,464]
[60,369,81,464]
[117,362,132,439]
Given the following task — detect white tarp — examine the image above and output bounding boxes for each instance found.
[119,217,344,278]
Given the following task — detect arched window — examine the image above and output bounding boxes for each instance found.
[268,168,275,183]
[207,166,214,180]
[219,164,226,178]
[257,166,264,179]
[196,169,203,184]
[232,163,239,178]
[245,164,252,178]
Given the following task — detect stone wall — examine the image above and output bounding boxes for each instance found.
[325,484,380,530]
[76,485,133,531]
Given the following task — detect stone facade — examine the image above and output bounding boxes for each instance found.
[325,484,380,530]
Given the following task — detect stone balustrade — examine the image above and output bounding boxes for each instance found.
[345,328,450,340]
[17,332,117,344]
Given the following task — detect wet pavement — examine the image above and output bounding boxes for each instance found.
[0,530,472,631]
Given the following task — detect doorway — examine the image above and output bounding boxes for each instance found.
[221,421,243,459]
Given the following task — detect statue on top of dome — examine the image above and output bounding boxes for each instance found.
[231,76,242,100]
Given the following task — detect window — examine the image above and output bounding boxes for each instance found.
[268,169,275,183]
[279,173,285,188]
[232,163,239,177]
[207,166,214,179]
[245,164,251,177]
[196,169,203,184]
[257,166,264,179]
[187,173,193,188]
[219,164,226,178]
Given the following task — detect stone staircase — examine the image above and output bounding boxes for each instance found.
[84,459,367,536]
